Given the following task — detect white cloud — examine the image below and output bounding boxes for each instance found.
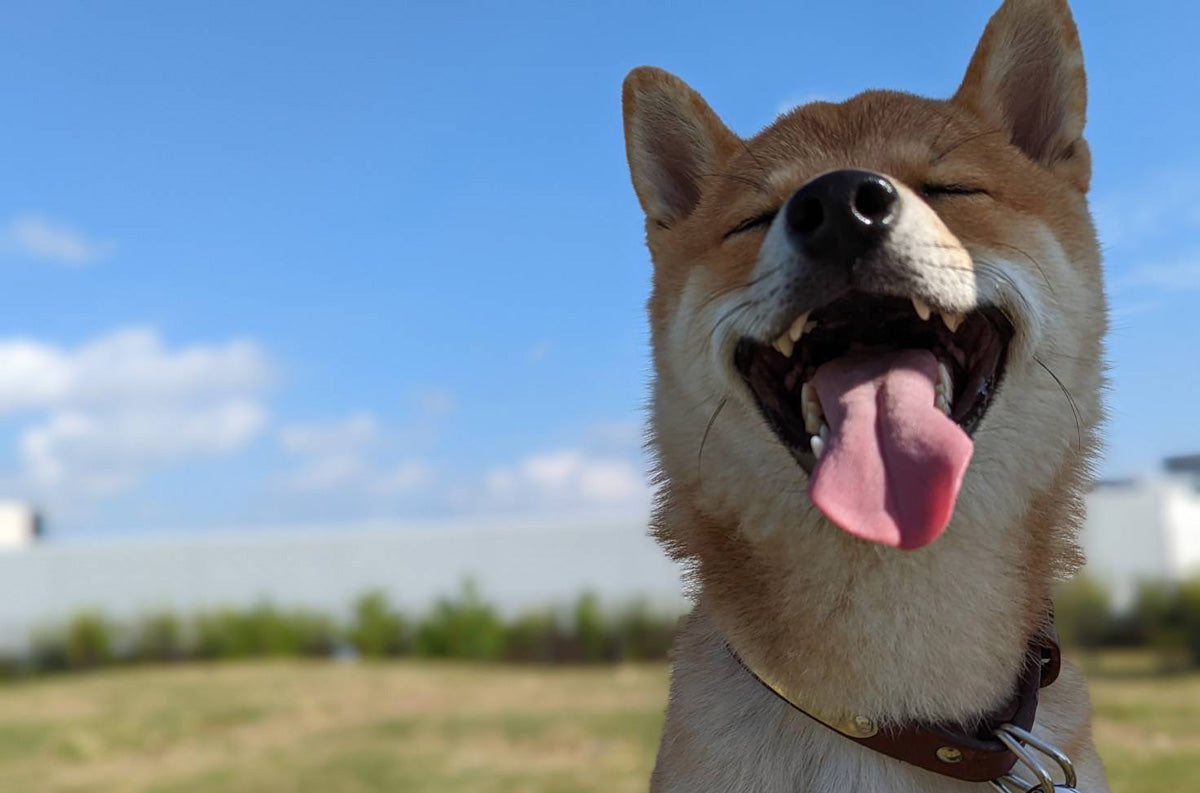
[481,449,649,513]
[370,461,431,495]
[276,414,429,497]
[0,328,271,414]
[278,413,378,455]
[583,419,644,450]
[1,214,115,266]
[22,401,266,497]
[0,328,273,504]
[412,387,454,417]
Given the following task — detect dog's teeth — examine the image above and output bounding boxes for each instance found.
[941,312,965,333]
[819,423,829,443]
[787,312,810,342]
[804,320,818,333]
[801,383,824,435]
[811,434,826,459]
[912,298,932,321]
[936,394,951,416]
[937,362,953,392]
[773,334,795,358]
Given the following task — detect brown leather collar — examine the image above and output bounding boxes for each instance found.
[727,628,1061,783]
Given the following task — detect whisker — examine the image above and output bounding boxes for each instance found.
[698,264,782,314]
[1035,356,1084,447]
[981,242,1056,297]
[974,260,1039,323]
[1038,351,1094,364]
[697,396,729,481]
[712,297,763,339]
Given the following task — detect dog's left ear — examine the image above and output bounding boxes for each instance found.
[954,0,1090,192]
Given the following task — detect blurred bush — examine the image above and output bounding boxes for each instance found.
[194,605,339,659]
[1055,575,1200,671]
[1182,579,1200,666]
[65,611,116,668]
[133,611,187,662]
[3,581,675,677]
[615,598,676,661]
[415,580,506,660]
[572,592,613,662]
[1055,576,1114,649]
[347,590,409,658]
[12,575,1200,680]
[503,608,562,662]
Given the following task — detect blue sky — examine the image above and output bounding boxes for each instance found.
[0,0,1194,537]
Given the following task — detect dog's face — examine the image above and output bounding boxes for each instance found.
[625,0,1104,557]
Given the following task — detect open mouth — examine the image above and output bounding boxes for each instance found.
[733,293,1013,549]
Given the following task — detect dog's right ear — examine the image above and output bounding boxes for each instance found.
[622,67,739,229]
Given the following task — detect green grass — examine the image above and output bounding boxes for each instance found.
[0,659,1194,792]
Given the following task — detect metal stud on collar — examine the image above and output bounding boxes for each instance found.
[987,723,1080,793]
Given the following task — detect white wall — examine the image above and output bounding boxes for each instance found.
[1080,476,1200,609]
[0,503,37,551]
[0,513,687,653]
[1081,481,1170,609]
[1164,480,1200,580]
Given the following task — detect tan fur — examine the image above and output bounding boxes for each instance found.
[623,1,1111,790]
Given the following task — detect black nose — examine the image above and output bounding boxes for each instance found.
[784,169,899,265]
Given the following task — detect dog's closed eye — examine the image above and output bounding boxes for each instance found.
[920,183,991,199]
[724,209,779,239]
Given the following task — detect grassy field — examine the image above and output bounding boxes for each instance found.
[0,660,1194,793]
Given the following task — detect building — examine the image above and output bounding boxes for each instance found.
[0,512,686,654]
[0,455,1196,653]
[1082,461,1200,609]
[0,502,40,551]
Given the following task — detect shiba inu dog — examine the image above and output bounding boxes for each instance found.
[622,0,1110,790]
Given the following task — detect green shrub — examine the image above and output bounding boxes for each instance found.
[572,592,613,662]
[64,612,116,669]
[503,609,561,662]
[415,580,505,660]
[133,611,188,662]
[347,590,408,658]
[28,630,69,673]
[614,599,676,661]
[193,604,338,659]
[1179,578,1200,666]
[1055,576,1114,648]
[1131,581,1185,651]
[21,586,685,673]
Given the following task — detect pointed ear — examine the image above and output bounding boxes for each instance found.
[622,67,741,227]
[953,0,1090,191]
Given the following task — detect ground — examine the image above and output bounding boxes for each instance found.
[0,660,1194,792]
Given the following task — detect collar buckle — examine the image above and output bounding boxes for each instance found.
[989,723,1079,793]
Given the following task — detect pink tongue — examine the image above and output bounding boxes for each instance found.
[808,349,973,550]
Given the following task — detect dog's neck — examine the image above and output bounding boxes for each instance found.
[656,469,1078,728]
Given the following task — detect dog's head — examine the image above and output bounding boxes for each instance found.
[625,0,1104,559]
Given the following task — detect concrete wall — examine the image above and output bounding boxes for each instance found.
[0,513,687,653]
[1081,476,1200,609]
[1081,481,1170,608]
[3,475,1197,652]
[1165,480,1200,580]
[0,503,38,551]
